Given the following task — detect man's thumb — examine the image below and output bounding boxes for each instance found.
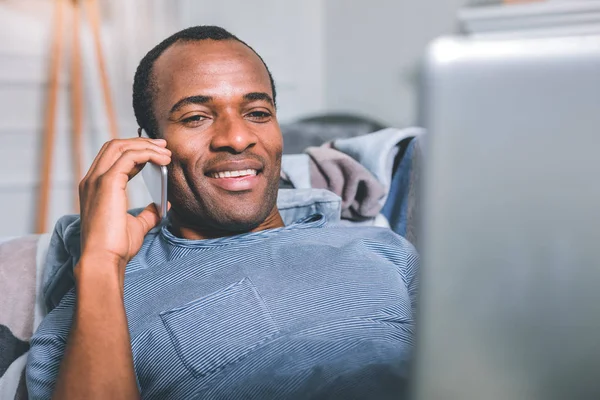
[136,202,162,236]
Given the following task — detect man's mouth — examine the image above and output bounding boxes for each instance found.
[205,166,263,192]
[209,169,258,179]
[204,158,264,192]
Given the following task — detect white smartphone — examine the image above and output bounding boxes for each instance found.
[140,129,168,219]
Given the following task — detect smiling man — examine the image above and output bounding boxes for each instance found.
[26,26,419,399]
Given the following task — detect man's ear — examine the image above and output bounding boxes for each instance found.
[137,127,143,137]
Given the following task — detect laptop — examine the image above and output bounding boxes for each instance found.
[412,34,600,400]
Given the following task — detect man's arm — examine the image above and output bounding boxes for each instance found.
[51,256,138,399]
[50,138,171,399]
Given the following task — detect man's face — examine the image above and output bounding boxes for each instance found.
[151,39,282,232]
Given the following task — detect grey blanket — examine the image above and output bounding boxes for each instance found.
[306,145,386,221]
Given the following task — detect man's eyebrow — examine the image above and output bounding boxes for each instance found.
[169,95,212,114]
[243,92,274,106]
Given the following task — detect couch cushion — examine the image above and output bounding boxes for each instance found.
[0,234,49,400]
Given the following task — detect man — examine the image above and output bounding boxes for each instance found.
[27,26,418,399]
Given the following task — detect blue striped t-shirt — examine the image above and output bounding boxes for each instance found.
[27,214,419,399]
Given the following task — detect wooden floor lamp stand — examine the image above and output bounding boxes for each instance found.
[36,0,120,233]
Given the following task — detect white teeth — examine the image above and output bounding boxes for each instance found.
[211,169,258,179]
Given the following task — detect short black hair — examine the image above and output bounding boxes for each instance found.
[132,25,277,138]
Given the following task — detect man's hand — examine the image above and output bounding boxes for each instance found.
[78,137,171,274]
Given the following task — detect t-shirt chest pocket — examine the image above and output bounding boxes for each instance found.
[159,277,280,378]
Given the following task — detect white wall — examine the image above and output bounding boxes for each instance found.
[323,0,469,128]
[0,1,72,236]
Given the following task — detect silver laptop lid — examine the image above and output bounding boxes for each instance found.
[413,34,600,400]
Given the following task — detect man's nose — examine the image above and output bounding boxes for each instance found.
[210,115,258,154]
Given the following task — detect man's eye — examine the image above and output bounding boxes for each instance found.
[181,115,207,126]
[183,115,206,122]
[246,111,272,122]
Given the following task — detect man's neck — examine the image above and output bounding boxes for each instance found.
[167,208,285,241]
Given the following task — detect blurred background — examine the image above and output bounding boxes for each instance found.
[0,0,592,236]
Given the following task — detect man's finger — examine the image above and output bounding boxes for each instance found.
[84,138,169,181]
[94,139,169,177]
[100,149,171,189]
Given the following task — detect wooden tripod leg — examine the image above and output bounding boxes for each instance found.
[71,0,84,212]
[37,0,66,234]
[85,0,119,141]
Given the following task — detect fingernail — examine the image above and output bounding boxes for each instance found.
[152,139,166,144]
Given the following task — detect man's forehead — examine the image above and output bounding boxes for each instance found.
[152,39,271,90]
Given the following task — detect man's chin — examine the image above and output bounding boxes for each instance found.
[170,180,279,234]
[193,204,271,233]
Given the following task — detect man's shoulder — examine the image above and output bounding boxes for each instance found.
[323,224,414,245]
[291,223,418,258]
